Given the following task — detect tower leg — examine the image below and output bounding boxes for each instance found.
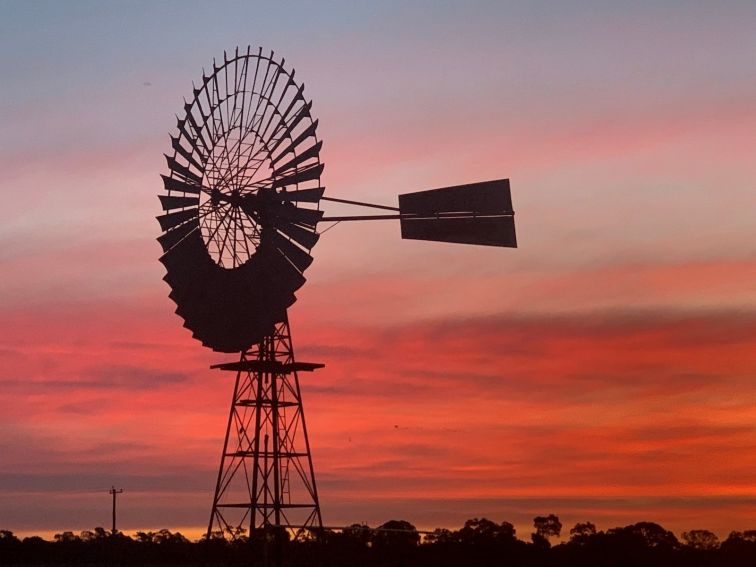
[207,318,323,541]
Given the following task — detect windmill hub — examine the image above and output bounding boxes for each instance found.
[209,186,223,207]
[228,188,242,207]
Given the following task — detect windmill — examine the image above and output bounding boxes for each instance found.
[157,46,517,541]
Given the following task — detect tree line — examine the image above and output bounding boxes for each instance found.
[2,515,756,565]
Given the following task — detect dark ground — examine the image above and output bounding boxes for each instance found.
[2,518,756,566]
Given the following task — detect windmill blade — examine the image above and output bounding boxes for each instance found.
[184,308,229,349]
[179,262,286,354]
[400,215,517,248]
[270,229,314,273]
[270,119,319,164]
[159,229,210,276]
[399,179,513,215]
[177,117,209,155]
[271,163,324,188]
[174,262,240,317]
[275,204,323,227]
[174,289,214,325]
[157,208,199,232]
[270,100,312,152]
[257,243,307,292]
[171,135,205,171]
[272,141,322,177]
[278,186,325,203]
[276,221,320,250]
[162,262,215,316]
[157,217,199,252]
[175,121,208,160]
[162,174,202,195]
[277,84,306,124]
[183,104,211,150]
[159,194,200,210]
[165,154,204,185]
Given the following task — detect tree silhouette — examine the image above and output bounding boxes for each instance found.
[569,521,597,545]
[721,529,756,561]
[458,517,516,545]
[53,531,78,543]
[425,527,457,545]
[532,514,562,549]
[340,522,371,546]
[373,519,420,549]
[681,529,719,550]
[607,522,678,549]
[0,530,18,541]
[728,530,756,543]
[3,517,756,565]
[0,530,21,561]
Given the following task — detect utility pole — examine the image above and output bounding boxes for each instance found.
[109,486,123,533]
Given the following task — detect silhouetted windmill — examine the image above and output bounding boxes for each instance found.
[156,46,516,541]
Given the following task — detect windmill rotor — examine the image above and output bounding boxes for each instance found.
[157,47,323,353]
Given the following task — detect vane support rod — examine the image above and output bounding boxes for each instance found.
[320,212,514,222]
[320,195,399,212]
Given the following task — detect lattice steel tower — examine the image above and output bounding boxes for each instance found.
[208,318,322,538]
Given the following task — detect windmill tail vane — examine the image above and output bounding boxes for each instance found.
[321,178,517,248]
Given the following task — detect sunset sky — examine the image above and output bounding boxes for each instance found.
[1,1,755,540]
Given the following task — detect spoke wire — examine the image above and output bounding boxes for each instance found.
[317,221,341,235]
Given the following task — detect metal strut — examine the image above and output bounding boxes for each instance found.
[207,317,323,542]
